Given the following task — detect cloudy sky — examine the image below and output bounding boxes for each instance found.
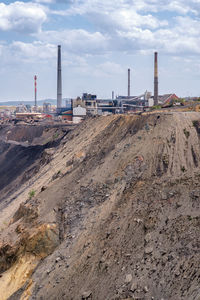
[0,0,200,101]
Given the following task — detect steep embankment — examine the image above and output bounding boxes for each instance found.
[0,124,73,207]
[0,113,200,300]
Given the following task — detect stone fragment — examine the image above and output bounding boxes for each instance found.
[125,274,132,284]
[161,193,168,200]
[134,218,143,224]
[145,247,153,254]
[144,286,149,293]
[55,257,61,263]
[130,282,136,292]
[82,291,92,299]
[144,233,152,243]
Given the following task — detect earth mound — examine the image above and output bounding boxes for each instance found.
[0,113,199,300]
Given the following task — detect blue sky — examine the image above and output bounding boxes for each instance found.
[0,0,200,101]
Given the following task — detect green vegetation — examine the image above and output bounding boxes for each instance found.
[53,132,59,140]
[162,154,169,167]
[176,98,185,104]
[192,120,199,127]
[29,189,36,199]
[151,105,162,110]
[181,166,186,172]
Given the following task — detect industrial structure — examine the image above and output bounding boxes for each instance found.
[154,52,158,106]
[57,45,62,109]
[34,75,37,110]
[0,49,189,125]
[112,91,114,100]
[128,68,131,97]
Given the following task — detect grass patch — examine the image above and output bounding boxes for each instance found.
[53,132,59,140]
[29,189,36,199]
[151,105,162,110]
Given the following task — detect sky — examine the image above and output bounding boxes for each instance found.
[0,0,200,101]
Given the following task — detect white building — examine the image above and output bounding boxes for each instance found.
[73,105,87,116]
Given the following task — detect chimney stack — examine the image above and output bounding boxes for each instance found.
[154,52,158,106]
[57,45,62,108]
[128,68,130,97]
[112,91,114,100]
[34,75,37,110]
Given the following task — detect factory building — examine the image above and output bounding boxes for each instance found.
[117,91,153,112]
[82,93,98,115]
[159,94,179,107]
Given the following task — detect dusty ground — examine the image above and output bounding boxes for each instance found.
[0,113,199,300]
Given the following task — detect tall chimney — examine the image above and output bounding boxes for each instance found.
[57,45,62,108]
[128,68,130,97]
[154,52,158,106]
[34,75,37,110]
[112,91,114,100]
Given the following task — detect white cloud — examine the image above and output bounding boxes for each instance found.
[47,0,200,56]
[51,0,200,16]
[1,0,200,100]
[35,0,74,3]
[94,61,124,77]
[36,29,109,54]
[0,2,47,33]
[11,41,56,60]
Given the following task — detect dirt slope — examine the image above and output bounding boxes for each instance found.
[0,113,200,300]
[0,124,73,207]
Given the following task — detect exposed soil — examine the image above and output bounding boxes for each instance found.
[0,113,199,300]
[0,124,74,206]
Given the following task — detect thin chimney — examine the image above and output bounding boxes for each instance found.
[128,68,130,97]
[57,45,62,108]
[112,91,114,100]
[34,75,37,109]
[154,52,158,106]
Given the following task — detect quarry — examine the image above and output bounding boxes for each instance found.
[0,112,199,300]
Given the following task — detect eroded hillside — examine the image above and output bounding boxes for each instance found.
[0,113,199,300]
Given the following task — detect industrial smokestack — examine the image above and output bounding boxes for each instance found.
[128,68,130,97]
[57,45,62,108]
[34,75,37,110]
[154,52,158,106]
[112,91,114,100]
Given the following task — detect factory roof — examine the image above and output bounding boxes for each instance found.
[158,94,179,104]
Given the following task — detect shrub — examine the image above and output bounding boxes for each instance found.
[151,105,162,110]
[181,166,186,172]
[29,189,36,199]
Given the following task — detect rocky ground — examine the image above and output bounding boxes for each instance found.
[0,113,199,300]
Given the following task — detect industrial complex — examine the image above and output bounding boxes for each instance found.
[0,46,199,125]
[0,49,200,300]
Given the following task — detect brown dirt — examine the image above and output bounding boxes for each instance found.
[0,113,199,300]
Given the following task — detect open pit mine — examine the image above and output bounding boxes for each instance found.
[0,112,199,300]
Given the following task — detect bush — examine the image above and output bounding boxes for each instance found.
[181,166,186,172]
[29,189,36,199]
[192,120,199,127]
[151,105,161,110]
